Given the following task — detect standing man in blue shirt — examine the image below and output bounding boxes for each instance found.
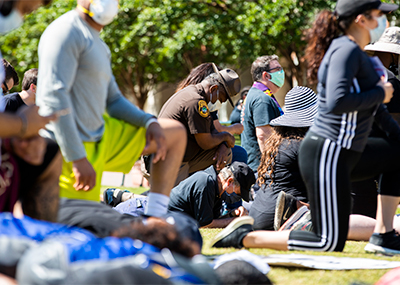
[241,55,285,172]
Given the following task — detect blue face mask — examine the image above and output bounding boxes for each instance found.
[369,15,387,44]
[221,191,242,204]
[268,69,285,88]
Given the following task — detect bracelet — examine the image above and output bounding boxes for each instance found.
[145,118,159,129]
[18,114,27,137]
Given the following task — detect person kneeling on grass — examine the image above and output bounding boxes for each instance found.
[105,161,256,228]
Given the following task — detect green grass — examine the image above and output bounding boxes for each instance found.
[201,229,400,285]
[101,185,400,284]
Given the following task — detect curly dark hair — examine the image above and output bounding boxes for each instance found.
[304,10,373,84]
[111,218,200,258]
[257,126,309,186]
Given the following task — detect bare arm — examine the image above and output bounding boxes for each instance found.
[0,273,16,285]
[0,106,55,139]
[256,125,273,153]
[201,207,249,228]
[194,131,235,150]
[0,113,25,138]
[213,120,244,135]
[390,113,400,126]
[201,218,236,228]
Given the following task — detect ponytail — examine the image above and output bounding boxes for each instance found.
[304,10,340,85]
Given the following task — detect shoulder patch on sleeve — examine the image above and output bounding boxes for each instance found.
[198,100,209,118]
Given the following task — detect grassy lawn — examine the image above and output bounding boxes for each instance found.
[201,230,400,285]
[102,185,400,284]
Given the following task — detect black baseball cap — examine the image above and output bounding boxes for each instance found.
[229,162,256,202]
[335,0,398,18]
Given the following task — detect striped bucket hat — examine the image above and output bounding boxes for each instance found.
[269,86,317,128]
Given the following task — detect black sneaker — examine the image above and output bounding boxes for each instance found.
[365,230,400,255]
[274,191,298,231]
[211,216,254,249]
[103,188,131,207]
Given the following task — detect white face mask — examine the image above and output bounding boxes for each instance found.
[80,0,119,26]
[369,15,387,44]
[208,89,222,112]
[0,9,23,35]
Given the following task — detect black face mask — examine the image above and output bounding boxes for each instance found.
[389,54,399,76]
[221,192,242,204]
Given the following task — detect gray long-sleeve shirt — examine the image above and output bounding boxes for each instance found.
[37,10,153,162]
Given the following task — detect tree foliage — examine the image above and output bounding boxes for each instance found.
[2,0,398,109]
[104,0,338,108]
[0,1,75,82]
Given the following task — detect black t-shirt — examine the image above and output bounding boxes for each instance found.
[3,92,26,112]
[250,139,308,230]
[168,166,222,227]
[385,69,400,113]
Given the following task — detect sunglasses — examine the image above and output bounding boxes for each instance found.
[267,66,283,73]
[2,81,9,94]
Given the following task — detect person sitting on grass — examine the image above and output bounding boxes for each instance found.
[249,86,315,231]
[210,73,400,251]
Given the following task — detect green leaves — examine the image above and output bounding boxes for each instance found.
[0,0,75,92]
[7,0,397,108]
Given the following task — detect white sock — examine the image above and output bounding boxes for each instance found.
[145,192,169,217]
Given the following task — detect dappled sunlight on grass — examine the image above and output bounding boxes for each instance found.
[201,228,400,285]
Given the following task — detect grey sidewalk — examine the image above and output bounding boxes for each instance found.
[101,160,149,188]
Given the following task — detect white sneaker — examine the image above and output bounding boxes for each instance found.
[278,206,309,231]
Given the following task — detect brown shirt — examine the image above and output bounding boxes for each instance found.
[159,84,214,161]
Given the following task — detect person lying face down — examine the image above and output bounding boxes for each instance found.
[0,213,217,284]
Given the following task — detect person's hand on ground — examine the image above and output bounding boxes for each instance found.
[11,135,46,165]
[213,143,231,170]
[72,157,96,191]
[233,206,248,217]
[144,122,167,164]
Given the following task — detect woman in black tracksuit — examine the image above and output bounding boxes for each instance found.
[212,0,400,253]
[292,0,400,254]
